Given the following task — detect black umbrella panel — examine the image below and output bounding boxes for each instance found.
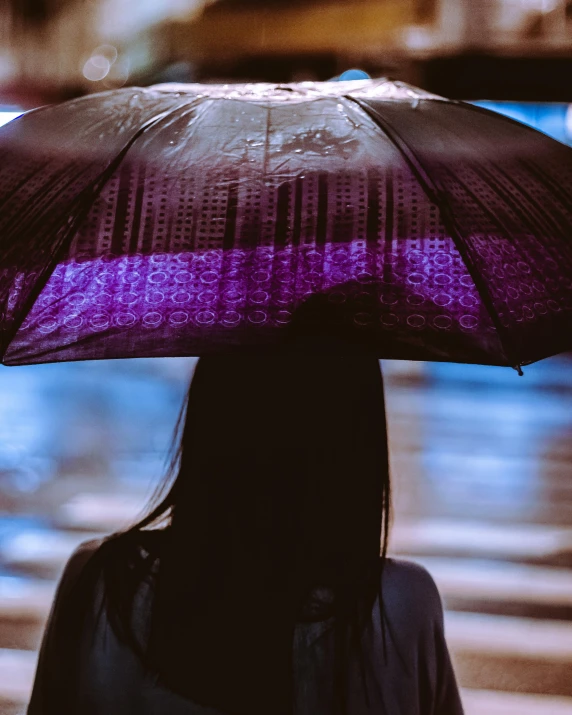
[0,79,571,367]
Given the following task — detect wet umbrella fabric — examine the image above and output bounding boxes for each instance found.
[0,79,571,368]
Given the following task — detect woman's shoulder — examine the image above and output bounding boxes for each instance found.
[57,537,104,586]
[60,530,167,586]
[381,558,444,622]
[383,557,440,590]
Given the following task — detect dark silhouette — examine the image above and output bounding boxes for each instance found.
[28,352,463,715]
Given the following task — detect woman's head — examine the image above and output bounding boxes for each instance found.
[169,353,389,587]
[112,351,390,714]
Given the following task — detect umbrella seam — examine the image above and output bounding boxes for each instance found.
[345,96,519,371]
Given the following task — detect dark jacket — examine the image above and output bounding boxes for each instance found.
[28,534,464,715]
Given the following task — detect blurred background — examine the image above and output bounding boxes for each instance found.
[0,2,572,714]
[1,0,572,103]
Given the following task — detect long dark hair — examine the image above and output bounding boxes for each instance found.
[101,351,391,715]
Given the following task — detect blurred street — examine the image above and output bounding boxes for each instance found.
[1,0,572,713]
[0,356,571,714]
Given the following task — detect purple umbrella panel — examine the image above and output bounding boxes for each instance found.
[0,79,571,367]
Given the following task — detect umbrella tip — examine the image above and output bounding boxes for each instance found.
[332,69,371,82]
[515,364,524,376]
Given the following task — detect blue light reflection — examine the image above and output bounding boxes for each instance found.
[471,100,572,146]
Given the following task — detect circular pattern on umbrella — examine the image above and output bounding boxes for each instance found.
[0,80,570,366]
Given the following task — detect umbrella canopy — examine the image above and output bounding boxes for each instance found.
[0,78,571,368]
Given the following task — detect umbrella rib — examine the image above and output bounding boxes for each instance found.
[1,98,203,362]
[345,96,520,372]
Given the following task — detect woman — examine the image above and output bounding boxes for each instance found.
[28,352,464,715]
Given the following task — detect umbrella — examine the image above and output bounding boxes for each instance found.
[0,78,571,369]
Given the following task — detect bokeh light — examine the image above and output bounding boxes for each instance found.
[82,55,111,82]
